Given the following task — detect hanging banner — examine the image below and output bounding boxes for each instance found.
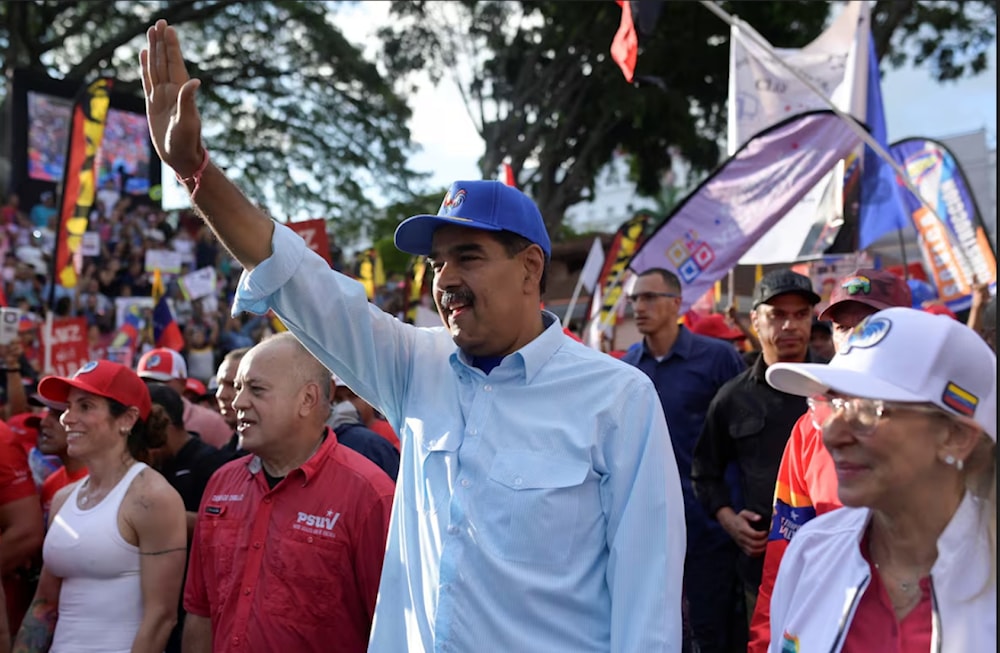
[53,77,113,293]
[891,138,997,312]
[592,211,652,332]
[629,111,861,313]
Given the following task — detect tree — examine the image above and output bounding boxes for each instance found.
[0,0,423,239]
[378,0,996,239]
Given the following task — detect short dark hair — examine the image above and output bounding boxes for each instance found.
[638,268,682,294]
[147,383,185,428]
[491,230,549,295]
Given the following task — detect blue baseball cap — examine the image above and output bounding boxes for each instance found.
[394,180,552,258]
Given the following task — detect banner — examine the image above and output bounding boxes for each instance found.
[53,77,113,293]
[584,212,651,348]
[404,256,429,324]
[40,317,90,377]
[178,266,218,301]
[731,3,869,264]
[890,138,997,311]
[628,111,862,313]
[152,268,184,352]
[288,219,332,266]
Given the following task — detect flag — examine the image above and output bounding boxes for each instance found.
[502,163,516,188]
[579,237,606,293]
[628,111,862,313]
[856,35,910,249]
[584,212,650,348]
[729,3,870,264]
[52,77,113,295]
[357,248,386,301]
[889,137,997,312]
[109,303,144,366]
[150,268,184,351]
[610,0,638,82]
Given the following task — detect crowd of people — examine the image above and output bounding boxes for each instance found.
[0,17,994,653]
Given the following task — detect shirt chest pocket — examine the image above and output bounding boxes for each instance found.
[482,451,592,566]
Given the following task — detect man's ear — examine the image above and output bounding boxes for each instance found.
[521,244,545,295]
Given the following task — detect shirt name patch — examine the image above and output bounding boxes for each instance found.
[293,510,341,538]
[210,494,245,502]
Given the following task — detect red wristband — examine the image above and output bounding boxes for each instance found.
[175,148,210,198]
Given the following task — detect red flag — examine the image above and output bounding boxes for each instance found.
[502,162,516,188]
[610,1,638,82]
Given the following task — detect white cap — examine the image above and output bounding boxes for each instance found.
[766,307,996,441]
[136,348,188,382]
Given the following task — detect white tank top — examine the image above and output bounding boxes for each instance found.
[43,462,148,653]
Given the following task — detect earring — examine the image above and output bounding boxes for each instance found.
[120,427,129,435]
[956,458,965,472]
[944,454,956,466]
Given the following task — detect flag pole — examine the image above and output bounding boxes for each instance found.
[700,0,976,274]
[563,274,586,326]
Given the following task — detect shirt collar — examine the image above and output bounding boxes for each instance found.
[641,325,694,361]
[450,310,565,384]
[245,426,337,486]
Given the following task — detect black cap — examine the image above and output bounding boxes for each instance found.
[752,269,821,309]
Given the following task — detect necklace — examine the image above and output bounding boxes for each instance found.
[873,562,922,595]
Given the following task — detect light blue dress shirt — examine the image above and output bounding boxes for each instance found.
[234,224,685,652]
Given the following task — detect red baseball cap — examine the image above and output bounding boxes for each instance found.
[819,269,911,322]
[6,413,42,454]
[690,313,746,341]
[184,378,207,397]
[922,303,959,320]
[38,361,152,420]
[136,348,188,381]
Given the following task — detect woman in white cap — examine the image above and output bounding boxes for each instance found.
[763,307,996,653]
[12,361,186,653]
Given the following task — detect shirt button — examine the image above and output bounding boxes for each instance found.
[307,536,314,543]
[253,542,262,549]
[232,636,240,645]
[263,497,272,504]
[447,525,459,535]
[244,587,251,595]
[513,476,523,487]
[483,384,492,391]
[461,479,470,488]
[468,428,477,436]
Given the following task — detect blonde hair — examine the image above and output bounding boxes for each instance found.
[965,432,997,593]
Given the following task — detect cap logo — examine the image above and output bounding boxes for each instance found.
[942,381,978,417]
[441,188,467,211]
[147,354,162,368]
[841,275,872,296]
[842,315,891,354]
[74,361,99,377]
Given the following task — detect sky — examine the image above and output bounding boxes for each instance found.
[163,2,997,211]
[329,1,997,190]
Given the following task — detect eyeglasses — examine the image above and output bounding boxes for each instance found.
[806,395,947,435]
[626,292,680,304]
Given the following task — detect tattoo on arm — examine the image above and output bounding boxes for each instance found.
[139,547,188,556]
[12,598,57,653]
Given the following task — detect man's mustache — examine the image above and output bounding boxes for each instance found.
[439,288,475,308]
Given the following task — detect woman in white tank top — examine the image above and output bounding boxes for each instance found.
[11,360,187,653]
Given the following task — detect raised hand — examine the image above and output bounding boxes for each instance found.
[139,20,204,178]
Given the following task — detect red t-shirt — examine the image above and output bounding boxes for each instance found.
[184,428,394,653]
[0,423,40,633]
[40,465,89,519]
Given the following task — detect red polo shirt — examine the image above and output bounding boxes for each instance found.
[184,428,394,653]
[0,424,39,634]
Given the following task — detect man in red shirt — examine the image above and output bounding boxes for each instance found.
[0,419,44,635]
[36,404,88,523]
[183,333,394,653]
[748,269,912,652]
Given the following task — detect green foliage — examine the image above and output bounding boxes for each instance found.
[378,0,996,238]
[0,0,424,236]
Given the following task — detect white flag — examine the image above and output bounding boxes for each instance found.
[580,237,605,293]
[729,2,870,264]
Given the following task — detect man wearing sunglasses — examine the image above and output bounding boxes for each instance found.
[622,269,746,653]
[747,268,911,653]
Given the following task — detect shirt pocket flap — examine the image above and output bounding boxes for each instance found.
[489,451,590,490]
[729,415,766,440]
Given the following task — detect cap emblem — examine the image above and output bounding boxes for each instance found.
[841,276,872,296]
[842,315,891,354]
[74,361,99,377]
[441,188,467,211]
